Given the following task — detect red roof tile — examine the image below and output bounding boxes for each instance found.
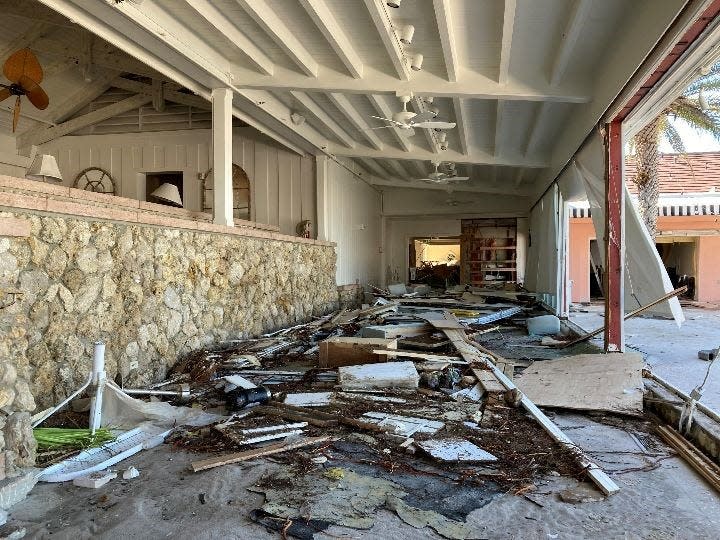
[626,152,720,194]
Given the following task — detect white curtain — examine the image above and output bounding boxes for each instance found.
[573,131,683,325]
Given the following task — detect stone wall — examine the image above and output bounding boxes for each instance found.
[0,181,338,476]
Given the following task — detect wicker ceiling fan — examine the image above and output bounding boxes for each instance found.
[0,49,49,132]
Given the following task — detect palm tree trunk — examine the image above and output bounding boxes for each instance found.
[632,120,660,239]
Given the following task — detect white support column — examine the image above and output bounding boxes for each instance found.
[212,87,234,226]
[316,154,330,241]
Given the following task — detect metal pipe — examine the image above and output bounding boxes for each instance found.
[124,383,191,402]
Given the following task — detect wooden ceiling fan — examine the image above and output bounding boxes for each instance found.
[0,49,49,132]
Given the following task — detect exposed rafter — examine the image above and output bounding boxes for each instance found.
[494,100,505,157]
[367,94,412,152]
[229,70,589,102]
[362,0,411,81]
[383,159,412,181]
[409,160,428,179]
[328,93,384,150]
[432,0,459,82]
[0,22,53,61]
[235,0,318,77]
[499,0,517,85]
[327,143,548,168]
[185,0,274,75]
[523,102,552,157]
[112,77,210,110]
[357,157,392,180]
[18,94,152,148]
[371,177,533,196]
[299,0,363,78]
[549,0,592,86]
[452,97,469,156]
[290,91,356,148]
[51,69,122,123]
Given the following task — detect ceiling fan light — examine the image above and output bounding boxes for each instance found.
[387,0,402,7]
[26,154,63,183]
[150,182,183,207]
[399,24,415,44]
[410,53,423,71]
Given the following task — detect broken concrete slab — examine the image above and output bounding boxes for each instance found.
[72,471,117,489]
[359,323,431,339]
[526,314,561,335]
[338,361,419,390]
[0,471,38,510]
[516,353,644,414]
[319,337,398,368]
[283,392,333,407]
[361,412,444,436]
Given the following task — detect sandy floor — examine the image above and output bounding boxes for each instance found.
[8,413,720,539]
[571,305,720,411]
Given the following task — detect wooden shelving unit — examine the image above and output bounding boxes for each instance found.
[460,218,518,287]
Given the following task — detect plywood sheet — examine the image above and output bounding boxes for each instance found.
[516,353,644,414]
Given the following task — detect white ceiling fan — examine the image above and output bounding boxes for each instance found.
[415,161,469,184]
[367,95,456,135]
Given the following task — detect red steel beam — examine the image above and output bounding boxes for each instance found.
[604,120,624,351]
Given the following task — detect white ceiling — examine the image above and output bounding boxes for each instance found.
[0,0,691,202]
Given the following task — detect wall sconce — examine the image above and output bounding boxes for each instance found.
[26,154,63,183]
[410,53,423,71]
[399,24,415,44]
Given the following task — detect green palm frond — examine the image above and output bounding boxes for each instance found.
[664,97,720,140]
[685,63,720,94]
[658,116,685,153]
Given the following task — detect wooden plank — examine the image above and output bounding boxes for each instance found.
[656,424,720,493]
[191,436,331,472]
[319,336,397,368]
[373,349,465,363]
[471,367,505,394]
[421,310,620,496]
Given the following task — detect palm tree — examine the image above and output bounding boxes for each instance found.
[630,64,720,239]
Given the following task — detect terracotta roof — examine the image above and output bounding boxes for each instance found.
[626,152,720,195]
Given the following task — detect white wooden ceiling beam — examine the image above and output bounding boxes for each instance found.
[452,97,469,156]
[18,94,152,147]
[499,0,517,85]
[432,0,459,82]
[548,0,592,86]
[328,93,384,150]
[409,160,428,179]
[228,70,589,102]
[357,157,393,180]
[235,0,318,77]
[363,0,411,81]
[185,0,274,76]
[290,91,356,148]
[299,0,363,78]
[523,102,552,157]
[494,100,505,157]
[384,159,412,181]
[367,94,413,152]
[371,177,532,196]
[112,76,210,110]
[328,143,548,168]
[50,69,122,123]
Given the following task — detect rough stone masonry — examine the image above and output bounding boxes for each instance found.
[0,209,338,476]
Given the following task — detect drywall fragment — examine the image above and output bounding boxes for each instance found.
[284,392,333,407]
[73,471,117,489]
[361,412,444,436]
[359,324,430,339]
[417,439,498,462]
[122,466,140,480]
[223,375,257,390]
[388,283,408,295]
[450,384,483,402]
[526,315,560,335]
[338,361,419,390]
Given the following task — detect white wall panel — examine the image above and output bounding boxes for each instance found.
[38,128,315,236]
[323,159,382,286]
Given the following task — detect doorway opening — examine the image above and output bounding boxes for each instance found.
[409,237,461,287]
[657,237,697,299]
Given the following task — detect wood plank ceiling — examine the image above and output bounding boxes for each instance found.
[1,0,669,197]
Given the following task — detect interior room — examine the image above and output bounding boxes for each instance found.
[1,0,720,538]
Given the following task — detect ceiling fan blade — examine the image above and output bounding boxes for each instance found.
[363,125,395,130]
[4,48,43,84]
[414,121,457,129]
[19,75,49,110]
[12,96,21,132]
[447,176,470,181]
[409,110,436,124]
[0,87,11,103]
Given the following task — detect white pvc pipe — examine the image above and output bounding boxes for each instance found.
[92,341,106,375]
[89,341,107,434]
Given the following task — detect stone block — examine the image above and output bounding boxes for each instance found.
[0,470,38,510]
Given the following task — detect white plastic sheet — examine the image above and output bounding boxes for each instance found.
[526,184,563,313]
[573,132,684,324]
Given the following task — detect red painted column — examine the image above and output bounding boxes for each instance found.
[604,121,624,351]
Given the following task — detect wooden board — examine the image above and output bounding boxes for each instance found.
[338,361,419,390]
[515,353,644,414]
[319,337,398,368]
[471,368,505,394]
[191,436,331,472]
